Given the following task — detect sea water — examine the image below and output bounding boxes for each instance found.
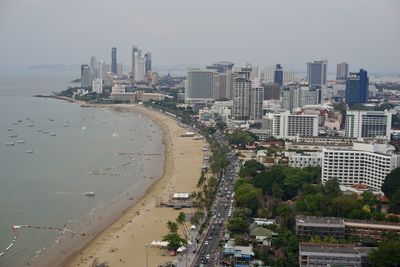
[0,68,164,266]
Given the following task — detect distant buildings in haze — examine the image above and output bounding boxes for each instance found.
[111,47,117,75]
[336,62,349,80]
[307,60,327,86]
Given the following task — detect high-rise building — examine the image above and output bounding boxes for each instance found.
[274,64,283,86]
[322,142,400,191]
[345,69,369,106]
[131,46,139,84]
[185,69,216,102]
[269,111,319,139]
[233,77,252,120]
[144,52,152,73]
[111,47,117,75]
[250,87,264,120]
[283,70,295,83]
[345,110,392,141]
[307,60,327,86]
[117,63,123,77]
[265,65,276,83]
[282,85,322,112]
[134,57,145,82]
[213,73,228,100]
[90,56,98,79]
[262,83,280,100]
[92,78,103,94]
[206,61,235,73]
[207,62,234,100]
[336,62,349,80]
[81,64,92,88]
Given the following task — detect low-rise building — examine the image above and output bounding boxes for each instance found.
[344,220,400,241]
[286,151,322,168]
[299,242,362,267]
[295,216,346,239]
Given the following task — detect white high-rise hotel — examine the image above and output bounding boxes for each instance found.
[345,110,392,141]
[322,142,400,191]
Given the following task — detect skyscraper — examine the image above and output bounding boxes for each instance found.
[207,62,234,100]
[250,87,264,120]
[144,52,152,73]
[336,62,349,80]
[262,83,280,100]
[282,85,322,112]
[185,69,216,102]
[274,64,283,86]
[89,56,98,79]
[81,64,92,88]
[233,77,252,120]
[111,47,117,75]
[307,60,327,86]
[345,69,369,106]
[131,46,139,84]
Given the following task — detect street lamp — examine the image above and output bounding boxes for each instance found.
[145,244,149,267]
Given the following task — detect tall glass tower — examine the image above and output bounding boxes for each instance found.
[111,47,117,74]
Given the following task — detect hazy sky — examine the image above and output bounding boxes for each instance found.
[0,0,399,72]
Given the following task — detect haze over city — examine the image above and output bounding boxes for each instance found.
[0,0,399,72]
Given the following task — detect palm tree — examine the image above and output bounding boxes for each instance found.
[166,220,178,234]
[176,212,189,240]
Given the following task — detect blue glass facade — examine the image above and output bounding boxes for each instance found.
[345,69,369,106]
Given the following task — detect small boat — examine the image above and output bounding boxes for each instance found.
[16,140,25,144]
[7,128,13,131]
[5,142,15,146]
[50,133,56,136]
[48,118,54,122]
[64,125,69,127]
[37,129,43,132]
[9,134,18,138]
[28,124,34,127]
[25,150,34,154]
[43,131,49,134]
[18,120,22,123]
[84,191,95,197]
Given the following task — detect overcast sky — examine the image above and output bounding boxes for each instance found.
[0,0,399,72]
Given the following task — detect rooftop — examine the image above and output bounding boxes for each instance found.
[296,215,345,227]
[300,242,359,254]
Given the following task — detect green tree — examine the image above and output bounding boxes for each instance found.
[227,215,248,232]
[162,233,187,250]
[323,178,341,198]
[166,220,178,234]
[382,167,400,197]
[388,189,400,214]
[239,160,265,178]
[215,120,227,131]
[369,240,400,266]
[235,183,262,214]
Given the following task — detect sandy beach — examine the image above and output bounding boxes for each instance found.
[62,104,205,267]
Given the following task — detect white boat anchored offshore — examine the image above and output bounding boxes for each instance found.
[5,142,15,146]
[25,150,34,154]
[84,191,95,197]
[16,140,25,144]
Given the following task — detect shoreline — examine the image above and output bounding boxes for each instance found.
[30,101,205,267]
[25,103,166,267]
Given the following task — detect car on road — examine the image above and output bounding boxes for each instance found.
[205,241,209,246]
[206,254,210,260]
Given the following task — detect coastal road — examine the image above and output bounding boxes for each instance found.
[192,151,238,267]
